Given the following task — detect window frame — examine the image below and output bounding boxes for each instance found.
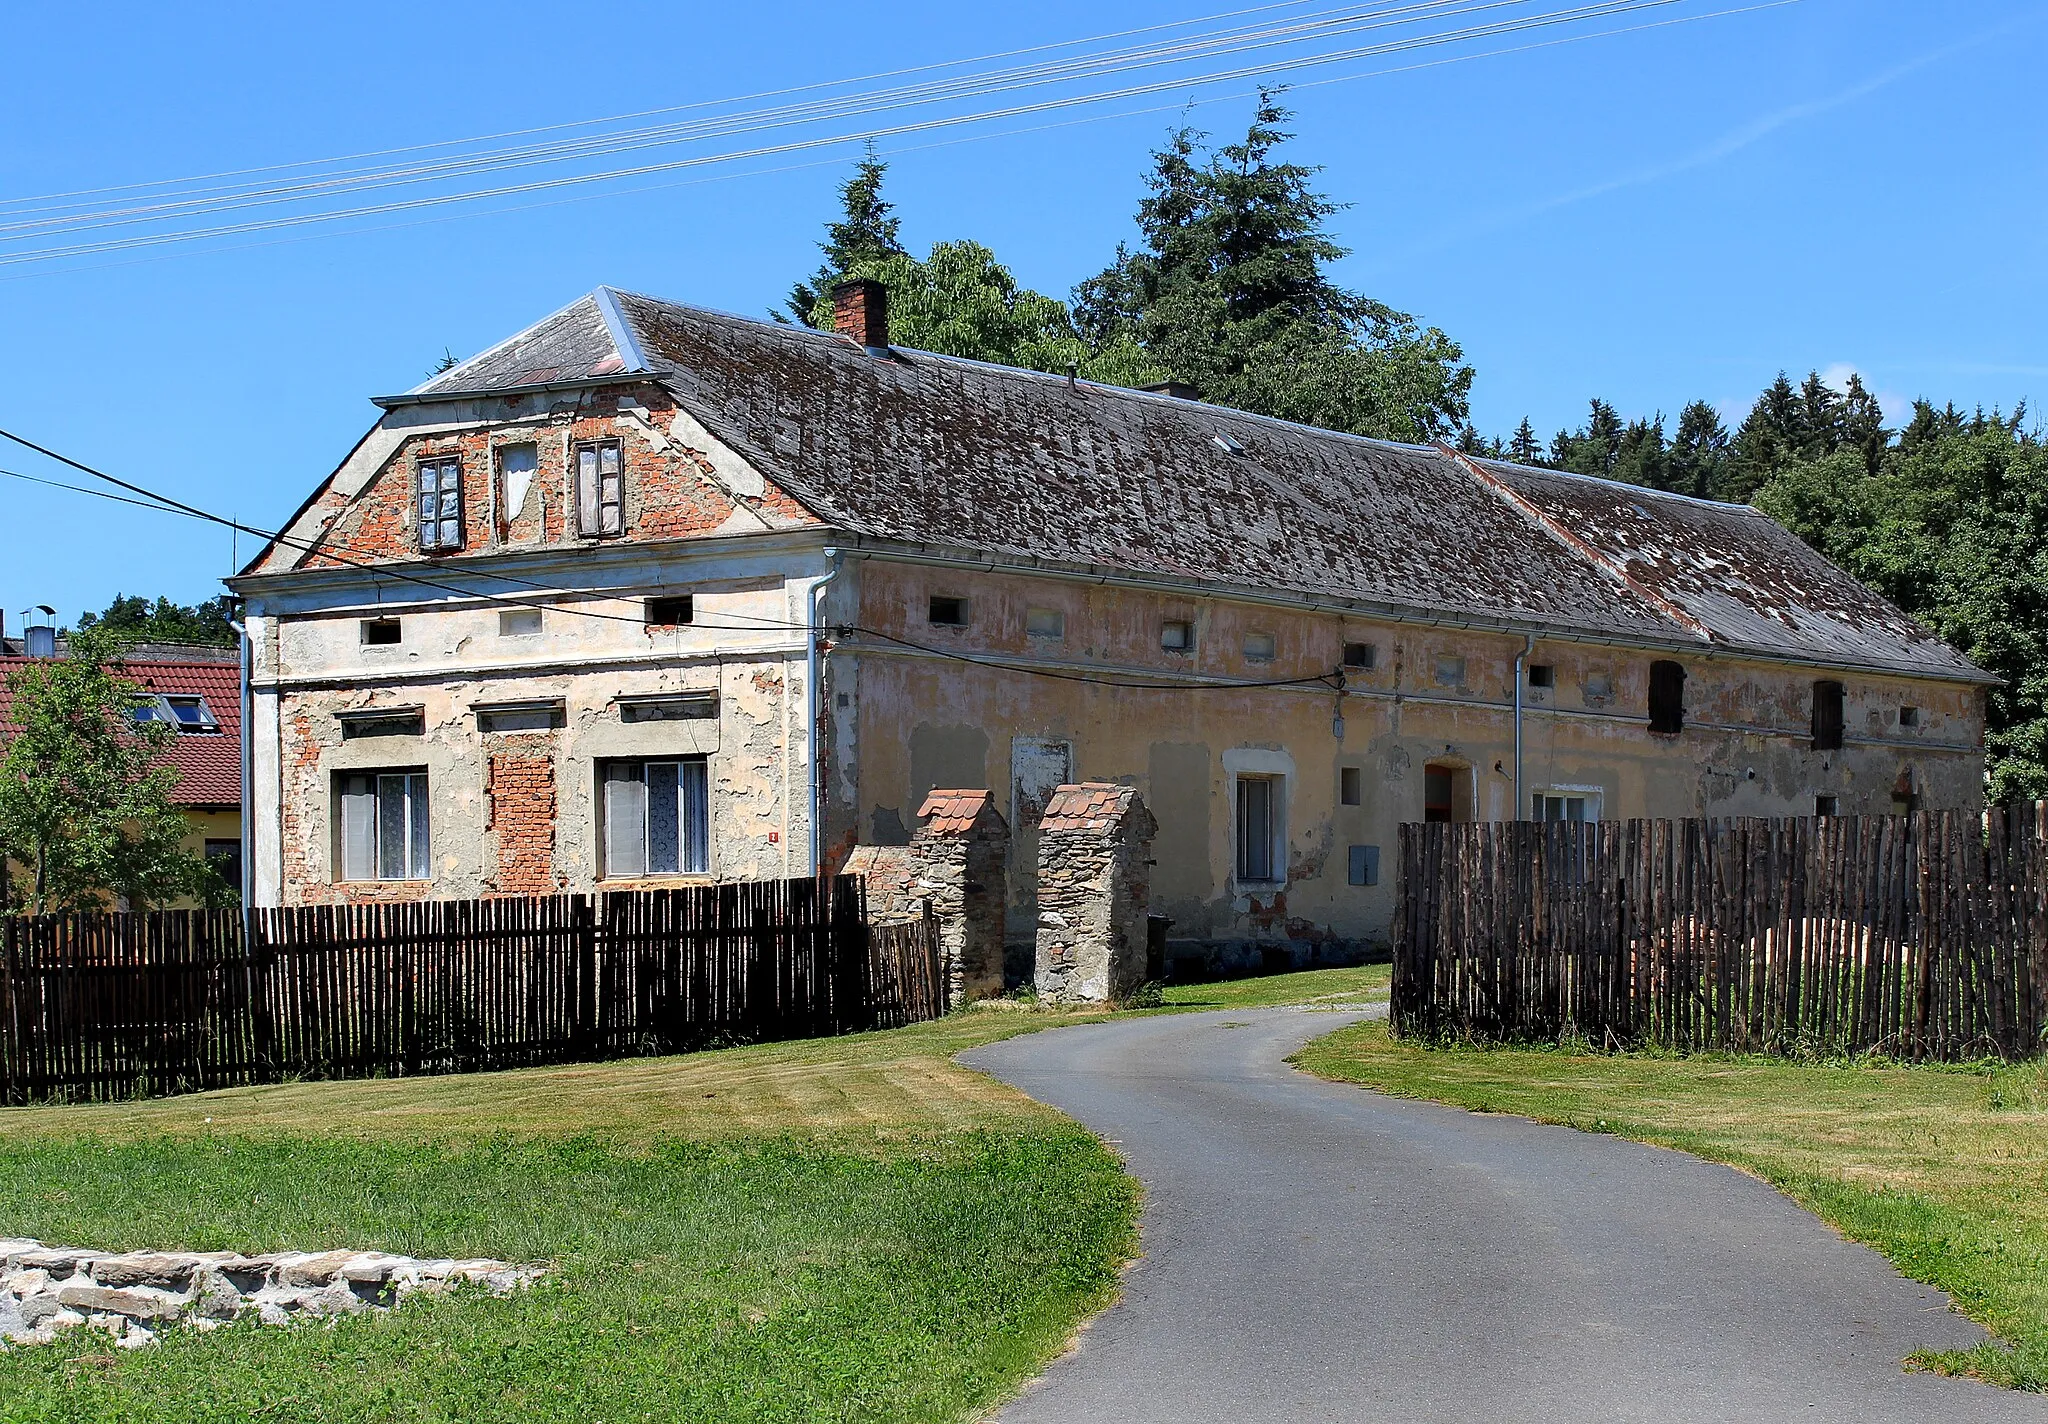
[1242,631,1277,663]
[1161,618,1195,653]
[336,770,431,882]
[1531,786,1602,823]
[1025,607,1066,641]
[361,618,402,646]
[572,438,625,538]
[416,453,465,553]
[1234,773,1282,885]
[1342,641,1377,671]
[599,756,711,878]
[645,595,695,627]
[927,595,968,627]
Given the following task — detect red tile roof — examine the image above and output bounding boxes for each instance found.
[0,656,241,808]
[916,788,1003,838]
[1039,782,1139,834]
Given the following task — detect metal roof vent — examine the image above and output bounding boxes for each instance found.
[20,605,56,658]
[1212,432,1247,457]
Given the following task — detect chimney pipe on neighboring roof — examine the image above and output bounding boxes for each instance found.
[831,279,890,356]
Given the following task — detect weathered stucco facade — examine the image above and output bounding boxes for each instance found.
[234,284,1991,973]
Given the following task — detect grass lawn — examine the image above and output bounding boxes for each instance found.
[0,964,1380,1422]
[1296,1021,2048,1391]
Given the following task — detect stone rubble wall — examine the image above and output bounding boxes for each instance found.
[845,790,1010,1006]
[0,1239,541,1350]
[1034,784,1157,1005]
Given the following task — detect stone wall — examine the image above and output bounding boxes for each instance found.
[844,789,1009,1005]
[1034,783,1157,1005]
[1,1239,539,1350]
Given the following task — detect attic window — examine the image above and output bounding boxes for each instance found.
[1527,664,1555,689]
[574,439,624,537]
[1026,607,1065,640]
[1243,632,1276,663]
[499,608,542,636]
[1161,619,1195,653]
[1434,656,1466,688]
[476,700,564,734]
[361,618,401,646]
[132,695,220,733]
[1342,642,1377,670]
[928,596,968,627]
[1899,705,1920,728]
[417,455,464,552]
[1212,432,1247,457]
[1648,660,1687,735]
[646,596,694,627]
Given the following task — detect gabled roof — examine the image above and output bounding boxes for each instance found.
[357,287,1987,684]
[0,656,241,808]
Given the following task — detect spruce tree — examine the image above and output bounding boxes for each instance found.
[783,147,907,325]
[1508,417,1542,466]
[1669,400,1731,499]
[1075,92,1471,440]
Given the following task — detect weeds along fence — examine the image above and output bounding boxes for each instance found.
[0,877,946,1105]
[1394,806,2048,1061]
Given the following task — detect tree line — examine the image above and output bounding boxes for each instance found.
[781,99,2046,800]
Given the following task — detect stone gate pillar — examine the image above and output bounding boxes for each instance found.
[843,789,1009,1007]
[1033,783,1158,1005]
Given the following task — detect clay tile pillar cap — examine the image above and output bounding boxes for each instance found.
[831,279,890,356]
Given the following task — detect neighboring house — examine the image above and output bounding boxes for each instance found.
[0,641,243,905]
[231,281,1989,965]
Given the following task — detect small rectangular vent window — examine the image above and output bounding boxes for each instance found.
[619,693,718,724]
[646,596,694,627]
[1815,795,1839,817]
[361,618,401,646]
[339,709,425,740]
[1434,656,1466,687]
[1340,766,1362,806]
[928,596,968,627]
[1899,706,1919,728]
[1026,607,1066,640]
[499,608,542,637]
[1342,642,1376,670]
[1161,619,1194,652]
[1527,664,1554,688]
[477,701,563,734]
[1243,632,1276,663]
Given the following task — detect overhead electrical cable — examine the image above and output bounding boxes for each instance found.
[0,0,1780,268]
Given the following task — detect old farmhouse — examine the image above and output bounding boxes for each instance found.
[232,281,1990,969]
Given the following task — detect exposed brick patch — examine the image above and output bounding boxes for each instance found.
[485,744,556,895]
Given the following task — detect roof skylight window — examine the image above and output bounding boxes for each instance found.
[1212,432,1247,457]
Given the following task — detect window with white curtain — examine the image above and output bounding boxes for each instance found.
[601,758,710,876]
[337,772,431,881]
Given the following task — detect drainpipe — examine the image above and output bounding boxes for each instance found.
[807,548,843,876]
[230,617,254,920]
[1513,633,1533,821]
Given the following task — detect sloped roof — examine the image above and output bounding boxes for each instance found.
[1040,782,1152,835]
[369,287,1987,684]
[915,788,1005,837]
[0,657,240,808]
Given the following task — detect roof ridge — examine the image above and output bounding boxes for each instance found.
[402,290,602,397]
[1475,454,1760,513]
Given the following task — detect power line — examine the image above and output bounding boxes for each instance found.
[0,429,1347,694]
[0,0,1780,269]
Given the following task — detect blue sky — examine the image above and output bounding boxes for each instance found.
[1,0,2042,626]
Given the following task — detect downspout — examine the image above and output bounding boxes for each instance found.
[1514,633,1533,821]
[230,617,254,917]
[807,548,843,876]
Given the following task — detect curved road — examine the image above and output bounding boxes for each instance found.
[964,1006,2047,1424]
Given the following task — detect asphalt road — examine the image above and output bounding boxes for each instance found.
[963,1005,2048,1424]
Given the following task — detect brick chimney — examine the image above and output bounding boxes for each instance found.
[831,279,890,355]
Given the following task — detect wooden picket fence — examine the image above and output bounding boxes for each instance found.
[1394,806,2048,1061]
[0,876,945,1105]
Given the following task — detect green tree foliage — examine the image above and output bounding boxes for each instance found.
[76,593,237,648]
[1668,401,1732,499]
[0,628,224,914]
[1754,404,2047,800]
[1073,94,1472,440]
[784,147,907,326]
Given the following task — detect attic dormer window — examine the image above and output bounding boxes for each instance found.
[417,455,464,552]
[574,439,624,537]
